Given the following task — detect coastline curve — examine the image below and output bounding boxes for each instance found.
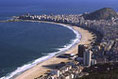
[0,21,81,79]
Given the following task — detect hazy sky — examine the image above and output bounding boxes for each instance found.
[0,0,117,15]
[0,0,118,4]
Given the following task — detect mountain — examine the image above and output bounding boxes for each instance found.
[83,8,118,20]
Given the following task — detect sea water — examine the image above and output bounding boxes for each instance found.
[0,0,118,78]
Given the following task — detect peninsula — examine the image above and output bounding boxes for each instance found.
[2,8,118,79]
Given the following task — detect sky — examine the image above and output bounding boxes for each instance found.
[0,0,118,5]
[0,0,117,16]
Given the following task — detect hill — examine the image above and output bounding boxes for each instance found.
[83,8,118,20]
[76,62,118,79]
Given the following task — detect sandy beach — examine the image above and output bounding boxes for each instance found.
[15,22,94,79]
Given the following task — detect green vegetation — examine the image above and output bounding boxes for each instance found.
[76,62,118,79]
[77,69,118,79]
[83,8,118,20]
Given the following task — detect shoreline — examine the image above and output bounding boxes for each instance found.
[1,21,94,79]
[15,21,94,79]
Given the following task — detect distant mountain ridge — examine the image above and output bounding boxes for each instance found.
[83,8,118,20]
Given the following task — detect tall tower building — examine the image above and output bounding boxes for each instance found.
[83,50,92,67]
[78,45,85,57]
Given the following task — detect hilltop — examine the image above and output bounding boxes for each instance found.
[83,8,118,20]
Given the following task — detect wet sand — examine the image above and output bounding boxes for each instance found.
[15,22,94,79]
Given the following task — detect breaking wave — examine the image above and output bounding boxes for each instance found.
[0,22,81,79]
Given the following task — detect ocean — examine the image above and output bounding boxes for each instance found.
[0,0,118,78]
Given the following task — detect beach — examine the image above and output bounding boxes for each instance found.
[15,22,94,79]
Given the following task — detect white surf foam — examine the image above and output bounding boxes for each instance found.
[0,23,81,79]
